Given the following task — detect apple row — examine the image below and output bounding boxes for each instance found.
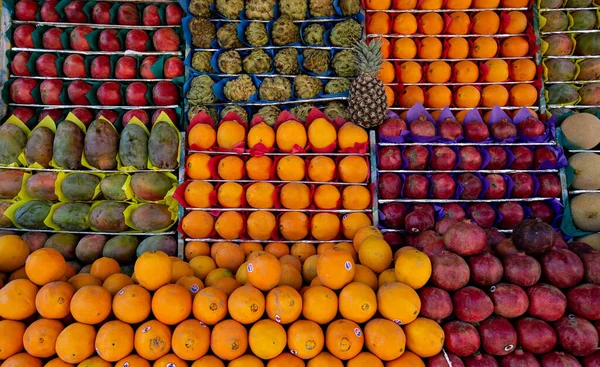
[9,52,184,80]
[11,0,184,26]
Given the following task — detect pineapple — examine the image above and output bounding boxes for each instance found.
[348,39,388,128]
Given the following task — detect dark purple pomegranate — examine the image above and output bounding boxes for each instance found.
[431,251,470,291]
[443,220,488,256]
[499,349,541,367]
[443,321,481,357]
[453,286,494,323]
[540,352,582,367]
[428,352,465,367]
[554,315,599,357]
[527,283,567,322]
[478,316,517,356]
[464,353,499,367]
[486,228,506,248]
[489,283,529,318]
[468,253,504,287]
[542,249,585,288]
[515,317,557,355]
[413,230,446,257]
[567,284,600,320]
[503,253,542,287]
[405,210,435,234]
[418,287,453,322]
[494,239,518,258]
[512,218,555,255]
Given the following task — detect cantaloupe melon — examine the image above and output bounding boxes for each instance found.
[569,152,600,190]
[571,193,600,231]
[562,113,600,149]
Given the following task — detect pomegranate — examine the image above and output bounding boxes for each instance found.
[458,146,483,170]
[42,28,64,50]
[413,231,445,257]
[486,228,506,248]
[485,174,507,199]
[499,349,540,367]
[381,203,407,229]
[510,146,534,170]
[152,28,180,52]
[443,203,466,221]
[570,242,595,255]
[11,107,35,124]
[13,25,35,48]
[464,353,499,367]
[92,2,111,23]
[378,146,402,170]
[453,286,494,322]
[125,82,149,106]
[429,352,465,367]
[378,117,407,136]
[468,253,504,286]
[15,0,38,20]
[431,173,456,199]
[457,173,483,200]
[534,147,558,168]
[91,56,111,79]
[70,26,92,51]
[410,117,436,137]
[583,351,600,367]
[530,202,556,224]
[516,317,557,355]
[478,316,517,356]
[567,284,600,320]
[486,147,508,169]
[97,82,123,106]
[165,4,184,25]
[431,251,470,291]
[63,54,86,78]
[444,321,481,357]
[10,78,37,104]
[99,30,122,51]
[405,210,434,234]
[123,110,149,126]
[65,0,87,22]
[489,283,529,318]
[542,249,584,288]
[67,81,92,105]
[40,80,63,105]
[512,218,555,255]
[555,315,599,356]
[383,232,404,247]
[519,116,545,137]
[527,283,567,322]
[431,146,457,170]
[511,173,534,198]
[164,57,185,78]
[580,250,600,284]
[117,3,140,25]
[39,109,61,123]
[465,121,490,142]
[404,174,429,199]
[10,51,30,76]
[435,218,458,235]
[439,118,463,140]
[403,146,429,170]
[40,0,60,22]
[540,352,582,367]
[143,5,161,26]
[413,204,435,221]
[503,253,541,286]
[538,174,561,198]
[443,221,487,256]
[125,30,149,52]
[72,108,93,125]
[96,110,119,124]
[497,202,525,229]
[115,57,137,80]
[418,287,453,321]
[35,53,58,77]
[491,119,517,140]
[469,203,496,229]
[378,173,402,199]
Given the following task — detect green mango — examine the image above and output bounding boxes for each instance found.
[100,175,128,201]
[148,122,179,169]
[576,33,600,56]
[103,236,139,264]
[52,203,91,231]
[84,119,119,170]
[61,173,100,201]
[119,124,148,169]
[0,124,27,165]
[547,84,580,104]
[25,127,54,168]
[89,201,129,232]
[571,10,597,30]
[15,201,52,229]
[53,121,84,170]
[136,236,177,257]
[44,233,78,260]
[541,11,568,32]
[546,59,576,82]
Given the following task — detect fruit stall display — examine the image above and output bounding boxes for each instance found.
[539,0,600,117]
[364,0,542,119]
[181,0,363,125]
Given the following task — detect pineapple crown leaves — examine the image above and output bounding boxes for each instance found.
[353,38,383,75]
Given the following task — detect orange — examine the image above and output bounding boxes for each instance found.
[392,0,417,8]
[392,38,417,59]
[228,285,265,324]
[213,278,241,301]
[447,11,470,35]
[290,242,315,263]
[8,266,27,282]
[446,0,472,7]
[333,242,357,262]
[280,254,301,271]
[248,122,275,149]
[399,62,422,83]
[189,256,217,280]
[342,186,371,210]
[419,0,443,8]
[114,355,151,367]
[205,268,233,287]
[426,61,451,83]
[134,320,171,361]
[0,235,29,272]
[56,323,96,363]
[172,319,210,360]
[135,251,172,291]
[287,320,324,359]
[0,279,38,320]
[471,37,498,58]
[501,36,529,57]
[455,86,482,108]
[481,85,509,107]
[186,152,211,180]
[446,37,469,59]
[70,285,112,325]
[211,319,248,361]
[246,251,282,291]
[184,181,214,208]
[511,108,538,119]
[378,61,396,84]
[229,355,263,367]
[353,264,378,290]
[44,357,75,367]
[338,156,368,183]
[308,118,337,150]
[0,320,26,360]
[193,355,226,367]
[454,60,479,83]
[279,264,303,290]
[2,353,42,367]
[472,10,500,35]
[181,211,214,239]
[367,12,392,35]
[365,0,391,9]
[341,212,371,240]
[301,254,319,283]
[348,352,384,367]
[102,273,134,295]
[455,110,470,123]
[266,285,302,324]
[23,319,63,358]
[302,285,337,324]
[325,320,364,360]
[90,257,120,282]
[192,287,228,325]
[241,242,264,257]
[308,156,336,182]
[311,213,341,241]
[35,281,75,319]
[79,356,112,366]
[276,120,307,152]
[357,236,392,273]
[281,183,311,209]
[217,182,244,208]
[338,122,368,150]
[313,184,341,210]
[484,59,509,82]
[25,248,65,286]
[511,59,536,81]
[188,123,216,150]
[510,83,538,106]
[387,351,425,366]
[246,182,275,209]
[154,353,188,367]
[419,37,443,59]
[398,86,425,107]
[426,86,452,108]
[217,120,246,149]
[394,248,431,289]
[504,11,527,34]
[177,275,204,295]
[152,284,192,325]
[68,274,102,290]
[265,242,290,259]
[112,284,151,324]
[215,211,244,240]
[473,0,499,6]
[377,282,421,325]
[247,211,277,241]
[308,352,343,366]
[217,156,245,180]
[171,261,195,283]
[94,320,134,362]
[279,212,310,241]
[246,156,273,180]
[385,86,395,107]
[380,38,391,58]
[364,319,406,361]
[339,282,377,323]
[420,13,444,35]
[501,0,528,7]
[404,317,445,358]
[277,155,306,181]
[317,248,355,289]
[393,13,417,35]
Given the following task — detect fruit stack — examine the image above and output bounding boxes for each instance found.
[181,0,362,126]
[365,0,541,119]
[540,0,600,117]
[376,103,567,244]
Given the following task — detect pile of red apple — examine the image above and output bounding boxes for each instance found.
[411,218,600,366]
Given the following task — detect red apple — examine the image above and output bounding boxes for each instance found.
[142,5,161,26]
[381,203,408,229]
[123,110,149,126]
[458,146,482,170]
[431,146,457,170]
[70,26,92,51]
[117,3,140,25]
[485,174,507,199]
[431,173,456,199]
[485,147,508,170]
[11,107,35,124]
[40,79,63,105]
[99,30,121,51]
[530,202,555,224]
[518,117,545,137]
[166,4,184,25]
[152,109,178,124]
[438,118,463,140]
[140,56,158,79]
[39,109,62,122]
[510,146,533,170]
[97,82,122,106]
[90,56,111,79]
[511,173,534,198]
[10,78,37,104]
[125,30,149,52]
[469,203,496,229]
[152,28,180,52]
[152,81,180,106]
[92,2,112,24]
[404,174,429,199]
[40,0,60,22]
[534,147,557,168]
[379,173,402,199]
[410,118,436,137]
[35,53,58,77]
[443,203,466,221]
[378,146,402,170]
[15,0,38,21]
[403,146,429,170]
[10,52,30,76]
[125,82,149,106]
[96,110,119,124]
[378,117,407,137]
[465,121,489,142]
[72,108,93,125]
[65,0,88,22]
[497,202,524,229]
[13,25,35,48]
[490,119,517,140]
[164,57,184,78]
[42,28,64,50]
[63,54,86,78]
[115,57,137,79]
[457,173,482,200]
[67,80,92,105]
[537,174,561,198]
[413,204,435,219]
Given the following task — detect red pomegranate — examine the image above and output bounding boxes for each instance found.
[410,117,436,137]
[403,174,429,199]
[378,173,402,199]
[413,230,445,257]
[490,119,517,140]
[494,239,518,258]
[439,118,463,140]
[542,249,585,288]
[540,352,582,367]
[503,253,541,287]
[453,286,494,323]
[486,147,508,169]
[443,203,466,221]
[381,203,407,229]
[431,146,457,170]
[443,221,487,256]
[464,353,499,367]
[428,352,465,367]
[443,321,481,357]
[489,283,529,318]
[497,202,525,229]
[554,315,599,356]
[527,283,567,322]
[469,203,497,229]
[499,349,540,367]
[478,316,517,356]
[515,317,557,355]
[468,253,504,287]
[418,287,453,321]
[403,146,429,170]
[530,202,556,224]
[378,117,407,137]
[404,210,434,234]
[431,251,470,291]
[435,218,458,236]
